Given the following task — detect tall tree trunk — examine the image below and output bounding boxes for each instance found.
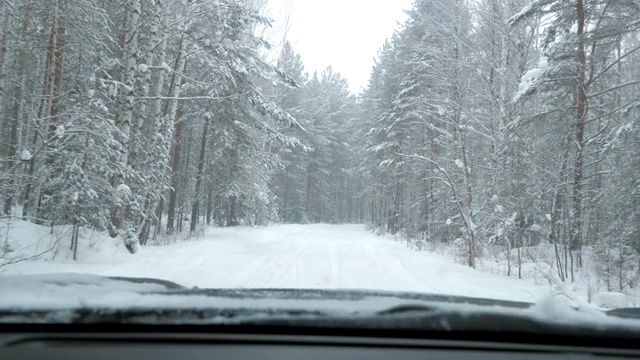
[0,4,12,215]
[135,0,168,244]
[23,9,66,220]
[452,92,475,268]
[226,141,240,227]
[37,0,65,222]
[164,1,191,234]
[227,196,238,227]
[166,103,185,235]
[190,114,210,233]
[48,1,65,137]
[177,126,193,234]
[116,0,140,168]
[551,146,570,282]
[3,7,30,216]
[70,137,90,258]
[110,0,141,251]
[131,0,163,164]
[206,188,213,225]
[0,3,9,138]
[570,0,587,269]
[72,224,79,261]
[154,197,164,240]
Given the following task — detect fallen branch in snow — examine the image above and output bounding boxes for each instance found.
[0,238,61,272]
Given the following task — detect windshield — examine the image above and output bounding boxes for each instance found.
[0,0,639,327]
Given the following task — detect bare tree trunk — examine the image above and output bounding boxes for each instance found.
[517,231,522,279]
[551,147,569,281]
[618,239,624,291]
[0,4,10,217]
[226,141,240,227]
[190,114,210,233]
[3,7,30,215]
[110,0,141,251]
[227,196,238,227]
[570,0,587,269]
[34,0,65,221]
[177,126,193,234]
[115,0,140,168]
[135,0,168,244]
[22,3,61,221]
[206,188,213,225]
[452,105,476,268]
[154,197,164,240]
[40,0,66,221]
[131,0,163,162]
[166,104,184,235]
[506,233,511,276]
[0,3,9,136]
[72,224,79,261]
[48,1,65,137]
[163,1,191,234]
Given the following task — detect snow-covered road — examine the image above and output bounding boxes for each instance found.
[2,224,551,302]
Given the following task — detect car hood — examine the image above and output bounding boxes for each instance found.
[1,273,640,333]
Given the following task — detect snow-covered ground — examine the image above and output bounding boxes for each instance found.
[1,222,555,303]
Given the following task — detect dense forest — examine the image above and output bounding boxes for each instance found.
[1,0,639,290]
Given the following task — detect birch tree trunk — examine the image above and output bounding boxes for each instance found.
[116,0,140,168]
[136,0,167,245]
[132,0,163,157]
[110,0,141,252]
[164,0,191,235]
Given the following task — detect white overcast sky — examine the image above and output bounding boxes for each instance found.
[265,0,413,94]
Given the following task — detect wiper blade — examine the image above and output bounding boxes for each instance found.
[375,304,438,316]
[106,276,186,290]
[3,303,640,342]
[607,308,640,320]
[0,307,331,325]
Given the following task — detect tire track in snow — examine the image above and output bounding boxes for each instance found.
[240,236,304,288]
[327,236,341,287]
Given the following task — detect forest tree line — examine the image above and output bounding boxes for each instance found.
[1,0,639,290]
[356,0,640,288]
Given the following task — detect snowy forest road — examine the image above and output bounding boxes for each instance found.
[2,224,550,303]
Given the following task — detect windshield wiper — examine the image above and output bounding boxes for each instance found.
[375,304,439,316]
[3,303,640,343]
[106,277,186,290]
[607,308,640,320]
[0,307,332,325]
